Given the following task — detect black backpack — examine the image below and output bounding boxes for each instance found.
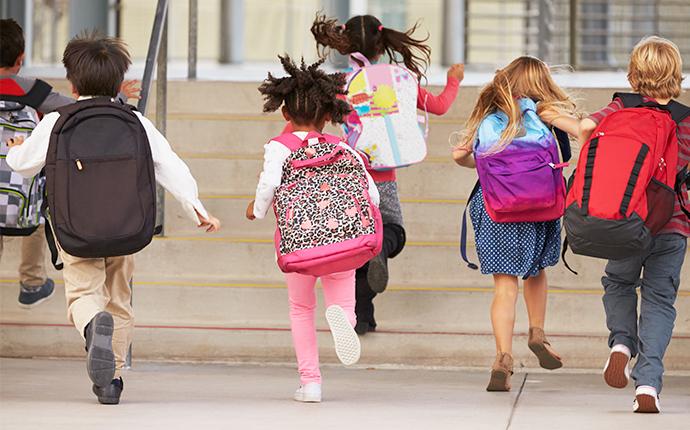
[45,97,156,258]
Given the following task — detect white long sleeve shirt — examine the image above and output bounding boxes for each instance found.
[253,131,380,219]
[7,97,208,225]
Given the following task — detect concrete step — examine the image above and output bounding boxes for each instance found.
[2,280,688,369]
[3,280,688,335]
[4,233,690,290]
[164,194,467,242]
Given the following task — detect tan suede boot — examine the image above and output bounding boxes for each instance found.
[528,327,563,370]
[486,352,514,392]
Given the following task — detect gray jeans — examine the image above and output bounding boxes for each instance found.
[602,234,687,393]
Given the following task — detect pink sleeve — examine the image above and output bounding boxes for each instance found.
[417,76,460,115]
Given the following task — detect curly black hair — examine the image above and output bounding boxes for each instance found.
[258,55,351,125]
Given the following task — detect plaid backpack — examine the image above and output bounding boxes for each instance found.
[0,79,51,236]
[272,132,382,276]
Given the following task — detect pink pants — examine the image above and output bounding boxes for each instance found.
[285,270,357,384]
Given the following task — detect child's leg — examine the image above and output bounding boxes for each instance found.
[602,257,643,355]
[524,270,562,368]
[60,251,109,338]
[19,225,48,288]
[321,270,357,326]
[491,274,519,354]
[103,255,135,378]
[285,272,320,384]
[633,235,686,394]
[355,265,377,332]
[523,270,547,329]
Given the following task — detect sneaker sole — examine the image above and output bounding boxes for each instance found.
[604,352,629,389]
[634,394,659,413]
[366,255,388,294]
[486,369,511,392]
[293,394,322,403]
[86,312,116,387]
[528,342,563,370]
[325,305,361,366]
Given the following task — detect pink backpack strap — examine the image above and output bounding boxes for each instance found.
[272,133,306,151]
[273,131,343,151]
[349,52,371,70]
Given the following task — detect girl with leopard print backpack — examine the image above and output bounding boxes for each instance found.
[246,55,381,403]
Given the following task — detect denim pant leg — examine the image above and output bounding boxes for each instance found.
[601,255,643,356]
[633,234,687,393]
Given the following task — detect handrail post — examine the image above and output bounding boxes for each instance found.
[569,0,578,69]
[188,0,198,79]
[127,0,169,370]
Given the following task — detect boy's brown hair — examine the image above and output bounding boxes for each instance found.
[0,19,25,68]
[628,36,684,100]
[63,32,131,97]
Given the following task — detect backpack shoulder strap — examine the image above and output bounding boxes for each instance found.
[666,100,690,125]
[0,79,52,110]
[612,92,644,108]
[272,133,306,152]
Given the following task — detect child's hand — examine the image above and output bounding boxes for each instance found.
[7,136,25,148]
[538,108,560,125]
[246,200,256,220]
[447,64,465,82]
[120,80,142,100]
[196,210,221,232]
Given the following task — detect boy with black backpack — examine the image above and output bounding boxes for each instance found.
[573,36,690,413]
[0,18,139,307]
[6,32,220,405]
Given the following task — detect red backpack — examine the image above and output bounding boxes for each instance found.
[564,93,690,264]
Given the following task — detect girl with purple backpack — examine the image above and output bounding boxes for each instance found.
[246,55,381,403]
[452,56,579,392]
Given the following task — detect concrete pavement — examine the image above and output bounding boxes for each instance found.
[0,358,688,430]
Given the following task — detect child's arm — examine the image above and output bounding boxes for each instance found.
[5,112,59,177]
[418,64,464,115]
[452,146,476,168]
[251,140,292,220]
[135,113,218,230]
[538,109,580,137]
[579,118,597,146]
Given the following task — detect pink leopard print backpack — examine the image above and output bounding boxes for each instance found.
[272,131,382,276]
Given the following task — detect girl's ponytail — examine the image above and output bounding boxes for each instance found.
[379,22,431,81]
[310,13,431,81]
[311,13,352,57]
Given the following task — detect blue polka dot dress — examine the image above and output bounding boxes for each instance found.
[469,186,561,278]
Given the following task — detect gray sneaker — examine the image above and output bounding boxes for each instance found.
[18,279,55,308]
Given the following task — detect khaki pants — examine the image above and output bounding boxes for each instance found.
[59,250,135,378]
[0,224,48,287]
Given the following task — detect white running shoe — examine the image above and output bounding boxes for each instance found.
[633,385,660,413]
[294,383,322,403]
[603,344,631,389]
[325,305,361,366]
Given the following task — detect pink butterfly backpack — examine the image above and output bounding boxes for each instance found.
[272,131,382,276]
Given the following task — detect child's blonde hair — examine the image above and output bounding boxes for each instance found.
[459,56,576,154]
[628,36,684,100]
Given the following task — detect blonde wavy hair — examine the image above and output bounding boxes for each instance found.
[628,36,684,100]
[458,56,576,154]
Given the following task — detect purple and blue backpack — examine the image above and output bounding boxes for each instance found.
[460,98,571,269]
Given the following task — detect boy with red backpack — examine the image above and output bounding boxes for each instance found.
[6,32,220,405]
[572,36,690,413]
[247,55,381,403]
